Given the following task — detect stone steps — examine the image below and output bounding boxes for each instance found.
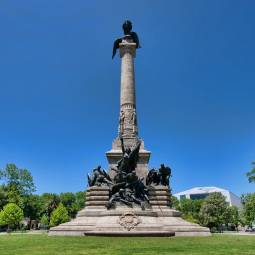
[49,186,211,237]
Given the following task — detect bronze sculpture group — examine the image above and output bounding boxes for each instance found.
[87,137,171,210]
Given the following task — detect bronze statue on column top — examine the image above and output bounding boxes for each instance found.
[112,20,141,59]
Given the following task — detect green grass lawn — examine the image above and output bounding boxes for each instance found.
[0,234,254,255]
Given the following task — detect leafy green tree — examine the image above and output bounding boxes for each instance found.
[223,206,240,231]
[246,162,255,183]
[23,194,43,220]
[0,164,36,207]
[199,192,228,232]
[59,191,86,218]
[0,203,24,230]
[170,196,180,210]
[49,203,69,227]
[40,193,60,217]
[0,185,8,210]
[241,193,255,228]
[179,199,203,223]
[60,192,76,218]
[75,191,86,209]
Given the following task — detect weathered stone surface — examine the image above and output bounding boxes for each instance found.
[87,186,109,191]
[148,191,169,195]
[49,185,210,237]
[49,206,210,236]
[149,201,170,206]
[149,196,170,201]
[87,191,110,196]
[85,201,108,206]
[86,196,109,201]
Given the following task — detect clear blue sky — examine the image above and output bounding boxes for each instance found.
[0,1,254,196]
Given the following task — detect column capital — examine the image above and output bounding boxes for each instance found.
[119,42,136,58]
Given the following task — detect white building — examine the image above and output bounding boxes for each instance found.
[174,186,242,208]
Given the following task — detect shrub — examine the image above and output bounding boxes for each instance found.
[40,214,49,229]
[49,203,69,227]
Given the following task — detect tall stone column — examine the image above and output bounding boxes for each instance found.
[106,40,150,181]
[119,42,138,138]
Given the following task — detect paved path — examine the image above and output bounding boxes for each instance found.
[0,230,47,235]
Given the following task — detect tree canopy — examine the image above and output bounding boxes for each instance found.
[179,198,203,223]
[199,192,228,231]
[246,162,255,183]
[0,164,36,207]
[241,193,255,228]
[0,185,8,210]
[0,203,24,230]
[49,203,69,227]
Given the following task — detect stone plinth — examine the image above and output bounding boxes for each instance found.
[84,186,110,208]
[49,186,211,237]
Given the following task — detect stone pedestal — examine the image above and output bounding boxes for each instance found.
[84,186,110,209]
[49,186,211,237]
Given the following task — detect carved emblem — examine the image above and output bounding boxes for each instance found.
[118,212,141,231]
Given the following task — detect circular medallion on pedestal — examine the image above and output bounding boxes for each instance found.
[118,212,141,231]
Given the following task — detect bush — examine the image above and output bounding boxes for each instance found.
[49,203,69,227]
[0,203,24,231]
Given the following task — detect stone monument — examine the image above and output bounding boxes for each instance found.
[106,26,150,182]
[49,21,210,237]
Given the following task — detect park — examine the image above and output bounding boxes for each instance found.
[0,1,255,254]
[0,234,255,255]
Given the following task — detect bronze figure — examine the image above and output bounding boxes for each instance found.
[112,20,141,59]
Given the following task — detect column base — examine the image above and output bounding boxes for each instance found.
[106,137,151,181]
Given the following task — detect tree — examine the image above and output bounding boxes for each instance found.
[60,192,76,218]
[199,192,228,232]
[223,206,240,231]
[0,164,36,207]
[40,214,49,229]
[241,193,255,228]
[23,194,43,220]
[75,191,86,210]
[49,203,69,227]
[170,196,180,210]
[0,203,24,231]
[40,193,60,217]
[179,199,203,223]
[246,162,255,183]
[0,185,8,210]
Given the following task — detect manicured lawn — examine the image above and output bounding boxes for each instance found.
[0,234,254,255]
